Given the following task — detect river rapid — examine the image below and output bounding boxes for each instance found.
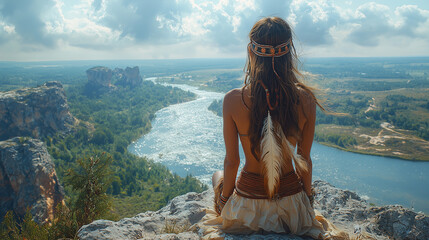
[129,80,429,214]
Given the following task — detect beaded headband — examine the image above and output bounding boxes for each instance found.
[248,39,292,111]
[248,39,292,57]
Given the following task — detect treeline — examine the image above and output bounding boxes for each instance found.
[303,57,428,80]
[303,58,429,91]
[0,66,88,91]
[327,79,429,91]
[314,133,357,148]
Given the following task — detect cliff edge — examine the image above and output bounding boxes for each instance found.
[78,180,428,239]
[0,81,76,141]
[0,137,65,224]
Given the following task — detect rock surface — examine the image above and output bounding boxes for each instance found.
[114,66,143,87]
[0,137,65,224]
[85,66,117,94]
[86,66,143,93]
[78,180,429,239]
[0,81,76,141]
[86,66,113,88]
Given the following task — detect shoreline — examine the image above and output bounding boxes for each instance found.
[316,141,429,162]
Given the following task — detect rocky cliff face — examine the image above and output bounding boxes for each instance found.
[85,66,143,93]
[77,180,429,239]
[114,66,143,87]
[0,81,76,141]
[86,66,113,88]
[85,66,117,94]
[0,137,65,224]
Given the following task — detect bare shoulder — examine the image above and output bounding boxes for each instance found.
[223,88,243,114]
[297,86,316,119]
[224,88,242,102]
[223,88,243,107]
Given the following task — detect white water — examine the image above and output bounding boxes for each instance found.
[129,79,429,214]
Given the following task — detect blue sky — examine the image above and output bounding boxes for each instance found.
[0,0,428,61]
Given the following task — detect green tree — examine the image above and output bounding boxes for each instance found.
[0,209,49,240]
[66,153,113,226]
[49,204,79,239]
[0,211,20,240]
[20,210,49,240]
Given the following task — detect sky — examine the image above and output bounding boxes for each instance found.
[0,0,428,61]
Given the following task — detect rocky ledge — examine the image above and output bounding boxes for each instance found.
[0,81,76,141]
[78,180,428,239]
[0,137,65,224]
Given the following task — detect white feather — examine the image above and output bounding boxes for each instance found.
[280,136,308,173]
[260,111,283,197]
[260,112,309,198]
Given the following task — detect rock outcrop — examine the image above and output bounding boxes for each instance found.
[85,66,143,93]
[85,66,116,94]
[0,137,65,224]
[113,66,143,87]
[0,81,76,141]
[78,180,429,239]
[86,66,113,88]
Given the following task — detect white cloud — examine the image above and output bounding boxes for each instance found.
[394,5,429,37]
[345,3,429,46]
[0,0,428,60]
[0,0,57,47]
[289,0,340,45]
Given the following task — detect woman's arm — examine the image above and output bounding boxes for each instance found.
[222,92,240,197]
[297,91,316,197]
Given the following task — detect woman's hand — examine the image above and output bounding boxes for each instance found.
[215,193,230,215]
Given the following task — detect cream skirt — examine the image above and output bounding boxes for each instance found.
[201,190,331,239]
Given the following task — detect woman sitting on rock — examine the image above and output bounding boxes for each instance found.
[203,17,348,239]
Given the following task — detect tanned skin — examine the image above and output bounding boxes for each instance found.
[212,85,316,199]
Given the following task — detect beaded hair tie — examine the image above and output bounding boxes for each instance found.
[257,80,279,111]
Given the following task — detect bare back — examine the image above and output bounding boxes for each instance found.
[222,85,316,175]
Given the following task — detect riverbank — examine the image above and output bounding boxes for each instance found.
[316,141,428,162]
[315,124,429,161]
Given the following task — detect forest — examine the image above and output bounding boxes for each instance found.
[0,62,212,239]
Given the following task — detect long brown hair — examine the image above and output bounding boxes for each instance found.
[245,17,322,159]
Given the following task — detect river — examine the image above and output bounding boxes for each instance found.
[129,80,429,214]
